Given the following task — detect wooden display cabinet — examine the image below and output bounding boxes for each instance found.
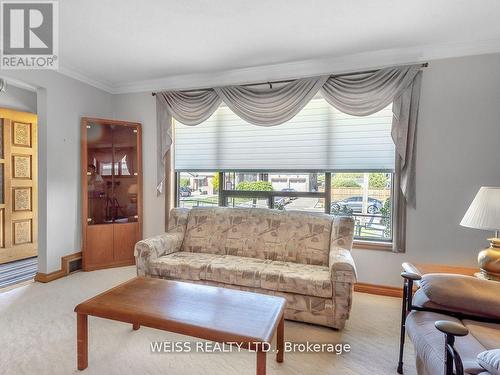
[81,118,142,271]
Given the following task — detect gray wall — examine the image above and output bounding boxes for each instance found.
[112,93,165,239]
[352,53,500,286]
[2,53,499,282]
[0,84,37,113]
[112,54,500,288]
[0,71,113,273]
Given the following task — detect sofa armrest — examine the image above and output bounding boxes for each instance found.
[134,232,184,276]
[329,216,356,283]
[329,248,357,283]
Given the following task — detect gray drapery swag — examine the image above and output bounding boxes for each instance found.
[156,64,422,206]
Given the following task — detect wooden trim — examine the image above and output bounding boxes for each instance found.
[34,269,66,283]
[354,263,479,298]
[80,117,141,127]
[82,259,135,272]
[413,263,477,276]
[34,251,82,283]
[136,125,143,241]
[354,282,403,298]
[0,109,37,123]
[353,240,392,251]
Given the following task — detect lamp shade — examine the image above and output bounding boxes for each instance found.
[460,187,500,230]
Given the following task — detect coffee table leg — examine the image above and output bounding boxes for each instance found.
[77,313,88,370]
[276,313,284,363]
[133,323,140,330]
[256,349,266,375]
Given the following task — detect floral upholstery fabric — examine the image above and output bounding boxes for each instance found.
[149,252,332,298]
[182,207,333,266]
[136,207,356,329]
[134,232,184,277]
[150,275,341,328]
[259,261,332,298]
[149,252,221,281]
[167,207,190,233]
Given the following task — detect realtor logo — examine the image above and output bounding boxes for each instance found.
[1,0,58,69]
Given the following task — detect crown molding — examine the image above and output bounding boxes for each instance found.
[0,75,38,92]
[55,38,500,95]
[57,65,115,93]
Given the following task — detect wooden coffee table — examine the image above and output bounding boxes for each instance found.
[74,277,286,374]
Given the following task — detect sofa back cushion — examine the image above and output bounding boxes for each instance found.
[181,207,333,266]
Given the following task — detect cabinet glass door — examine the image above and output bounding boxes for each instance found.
[86,122,113,225]
[112,125,138,223]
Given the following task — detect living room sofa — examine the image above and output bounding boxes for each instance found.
[135,207,357,329]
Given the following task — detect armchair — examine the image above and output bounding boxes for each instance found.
[397,263,500,375]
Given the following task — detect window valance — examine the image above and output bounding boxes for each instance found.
[156,64,422,206]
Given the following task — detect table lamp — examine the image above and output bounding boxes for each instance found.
[460,187,500,280]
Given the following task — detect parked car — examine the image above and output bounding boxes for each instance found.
[331,196,383,214]
[281,188,298,200]
[274,197,289,205]
[179,186,191,197]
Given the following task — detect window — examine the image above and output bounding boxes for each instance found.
[177,172,219,208]
[174,95,399,249]
[331,172,392,243]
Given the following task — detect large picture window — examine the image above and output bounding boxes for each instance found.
[174,95,398,249]
[176,171,394,245]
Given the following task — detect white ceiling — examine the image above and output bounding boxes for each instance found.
[59,0,500,93]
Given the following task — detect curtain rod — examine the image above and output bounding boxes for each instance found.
[152,62,428,96]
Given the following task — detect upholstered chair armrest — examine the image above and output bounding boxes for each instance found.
[435,320,469,375]
[435,320,469,337]
[134,232,185,276]
[329,248,357,283]
[329,216,357,283]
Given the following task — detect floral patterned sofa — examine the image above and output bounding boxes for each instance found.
[134,207,356,329]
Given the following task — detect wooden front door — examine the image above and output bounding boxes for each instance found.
[0,109,37,264]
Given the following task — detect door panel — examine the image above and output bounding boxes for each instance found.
[0,109,37,264]
[86,122,113,225]
[112,126,139,223]
[113,222,138,262]
[85,225,114,266]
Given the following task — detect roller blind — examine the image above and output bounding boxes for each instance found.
[174,95,395,172]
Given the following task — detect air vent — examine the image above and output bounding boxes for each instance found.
[67,257,82,274]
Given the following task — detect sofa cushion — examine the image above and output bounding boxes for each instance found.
[463,320,500,351]
[148,252,223,280]
[182,207,333,266]
[259,260,332,298]
[406,311,487,375]
[419,274,500,319]
[478,349,500,375]
[181,207,228,255]
[204,255,271,289]
[150,252,333,298]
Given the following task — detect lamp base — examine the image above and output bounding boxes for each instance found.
[478,238,500,281]
[476,270,500,282]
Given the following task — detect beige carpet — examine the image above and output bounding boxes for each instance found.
[0,266,416,375]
